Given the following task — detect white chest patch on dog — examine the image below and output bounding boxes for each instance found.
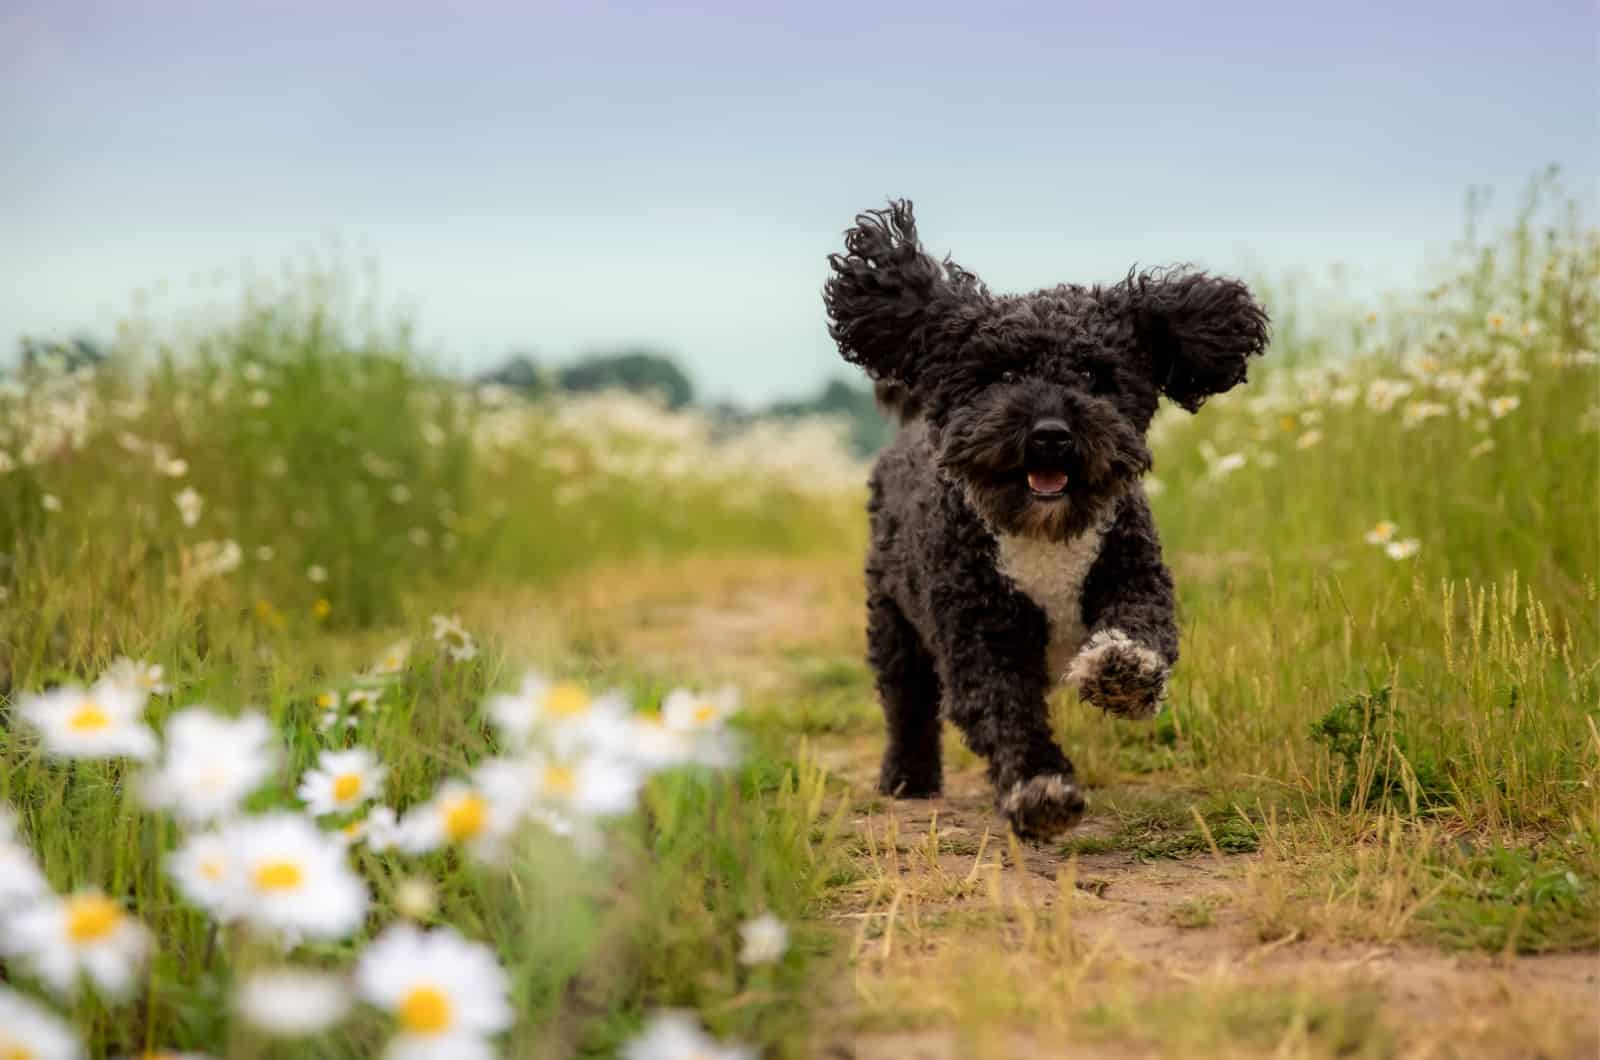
[994,528,1105,686]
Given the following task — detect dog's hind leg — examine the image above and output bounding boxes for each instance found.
[868,593,944,797]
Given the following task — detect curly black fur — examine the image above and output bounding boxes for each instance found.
[827,200,1268,839]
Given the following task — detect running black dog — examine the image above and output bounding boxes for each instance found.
[823,200,1268,838]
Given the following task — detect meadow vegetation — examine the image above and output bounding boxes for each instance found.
[0,173,1595,1058]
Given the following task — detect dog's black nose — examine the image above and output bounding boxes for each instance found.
[1029,418,1071,450]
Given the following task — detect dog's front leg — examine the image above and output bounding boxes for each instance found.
[931,583,1085,839]
[1069,497,1180,720]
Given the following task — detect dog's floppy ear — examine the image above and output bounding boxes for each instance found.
[824,200,984,387]
[1121,268,1269,412]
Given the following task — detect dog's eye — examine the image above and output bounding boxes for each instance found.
[1000,371,1018,384]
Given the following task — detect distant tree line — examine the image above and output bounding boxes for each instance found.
[480,349,892,455]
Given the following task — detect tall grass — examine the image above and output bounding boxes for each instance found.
[1051,177,1598,952]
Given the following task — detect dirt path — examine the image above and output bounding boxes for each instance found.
[505,556,1600,1059]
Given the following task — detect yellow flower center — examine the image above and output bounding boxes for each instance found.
[332,773,363,802]
[443,794,488,841]
[3,1042,37,1060]
[68,701,111,731]
[543,765,577,797]
[65,894,123,943]
[544,683,590,717]
[398,985,453,1035]
[692,703,718,726]
[253,859,305,891]
[384,654,402,670]
[199,858,225,881]
[317,692,336,708]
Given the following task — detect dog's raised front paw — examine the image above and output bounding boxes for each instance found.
[1067,629,1169,720]
[1000,773,1085,840]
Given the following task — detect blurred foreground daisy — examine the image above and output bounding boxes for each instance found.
[627,686,742,769]
[356,924,512,1060]
[103,656,170,697]
[661,686,740,732]
[1363,521,1398,545]
[0,809,49,914]
[487,672,630,751]
[3,890,152,999]
[344,805,404,852]
[367,640,412,681]
[173,486,204,527]
[0,986,81,1060]
[235,968,352,1037]
[219,813,368,941]
[400,769,524,861]
[1385,538,1421,560]
[140,709,279,825]
[1488,394,1521,418]
[429,614,478,662]
[18,681,157,760]
[298,748,387,817]
[167,830,238,921]
[737,912,789,966]
[621,1011,753,1060]
[527,752,644,819]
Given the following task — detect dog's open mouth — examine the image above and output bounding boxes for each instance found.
[1026,469,1069,497]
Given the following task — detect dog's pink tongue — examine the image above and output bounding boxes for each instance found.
[1027,470,1069,494]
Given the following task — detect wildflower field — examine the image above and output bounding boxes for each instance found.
[1,180,1596,1059]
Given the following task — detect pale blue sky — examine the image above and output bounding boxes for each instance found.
[2,0,1594,403]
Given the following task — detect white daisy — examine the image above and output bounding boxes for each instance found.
[620,1011,753,1060]
[0,809,49,915]
[174,487,204,527]
[488,672,630,752]
[356,924,512,1060]
[0,986,82,1060]
[428,614,478,662]
[528,751,644,819]
[18,681,157,760]
[661,686,740,733]
[348,688,383,712]
[360,806,404,853]
[235,968,352,1037]
[400,765,525,861]
[140,709,279,825]
[367,640,411,680]
[103,656,170,697]
[167,830,239,922]
[1385,538,1421,561]
[1363,520,1398,546]
[219,813,368,941]
[737,912,789,965]
[1488,394,1521,418]
[298,748,387,817]
[3,890,152,999]
[625,713,738,771]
